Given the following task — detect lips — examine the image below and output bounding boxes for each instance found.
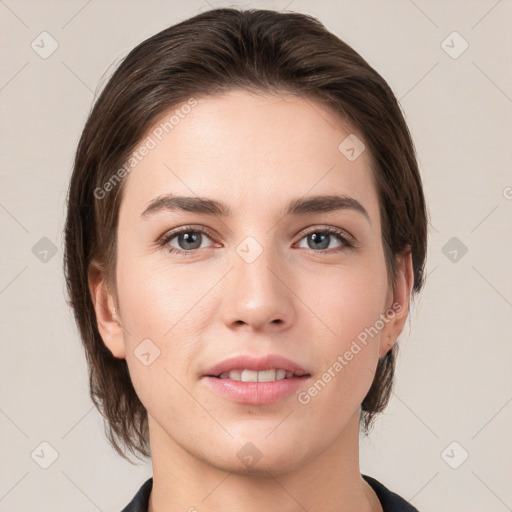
[202,354,309,378]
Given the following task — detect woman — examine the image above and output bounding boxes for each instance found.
[64,7,427,511]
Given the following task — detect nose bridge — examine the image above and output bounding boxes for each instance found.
[221,232,294,330]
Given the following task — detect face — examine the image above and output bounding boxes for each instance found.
[91,89,411,475]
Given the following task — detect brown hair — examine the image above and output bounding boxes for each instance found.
[64,7,428,463]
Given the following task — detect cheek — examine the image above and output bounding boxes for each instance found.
[115,254,217,393]
[296,254,389,393]
[294,290,384,429]
[114,270,192,421]
[117,253,214,338]
[301,256,389,344]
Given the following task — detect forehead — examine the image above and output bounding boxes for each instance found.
[119,89,379,223]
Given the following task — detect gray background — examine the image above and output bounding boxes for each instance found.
[1,0,511,510]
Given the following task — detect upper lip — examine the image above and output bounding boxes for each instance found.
[203,354,309,377]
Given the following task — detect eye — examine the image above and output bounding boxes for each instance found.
[158,225,355,256]
[158,226,218,255]
[295,227,355,253]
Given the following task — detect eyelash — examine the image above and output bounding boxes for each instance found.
[157,225,355,256]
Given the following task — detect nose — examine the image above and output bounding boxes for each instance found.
[220,241,295,332]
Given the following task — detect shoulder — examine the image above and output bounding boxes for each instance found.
[362,474,421,512]
[120,477,153,512]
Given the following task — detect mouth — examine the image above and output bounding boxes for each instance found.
[202,354,311,405]
[208,369,310,382]
[202,372,310,405]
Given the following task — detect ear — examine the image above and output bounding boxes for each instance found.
[379,248,415,358]
[88,260,126,359]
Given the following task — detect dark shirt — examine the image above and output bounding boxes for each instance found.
[121,475,420,511]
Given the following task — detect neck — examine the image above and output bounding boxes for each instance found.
[147,410,382,512]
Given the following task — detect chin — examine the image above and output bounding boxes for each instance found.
[207,434,311,477]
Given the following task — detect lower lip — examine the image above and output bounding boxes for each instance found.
[203,376,310,405]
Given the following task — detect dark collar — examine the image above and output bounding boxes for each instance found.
[121,474,420,511]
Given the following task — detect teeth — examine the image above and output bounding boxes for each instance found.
[228,370,241,380]
[217,369,297,381]
[257,369,276,382]
[242,370,259,382]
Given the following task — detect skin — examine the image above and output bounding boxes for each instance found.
[89,89,413,512]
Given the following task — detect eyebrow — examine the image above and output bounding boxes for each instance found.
[141,193,370,223]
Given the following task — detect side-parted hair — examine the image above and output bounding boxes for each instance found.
[64,7,428,463]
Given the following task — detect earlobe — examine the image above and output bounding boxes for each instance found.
[379,334,392,359]
[88,261,126,359]
[378,249,414,358]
